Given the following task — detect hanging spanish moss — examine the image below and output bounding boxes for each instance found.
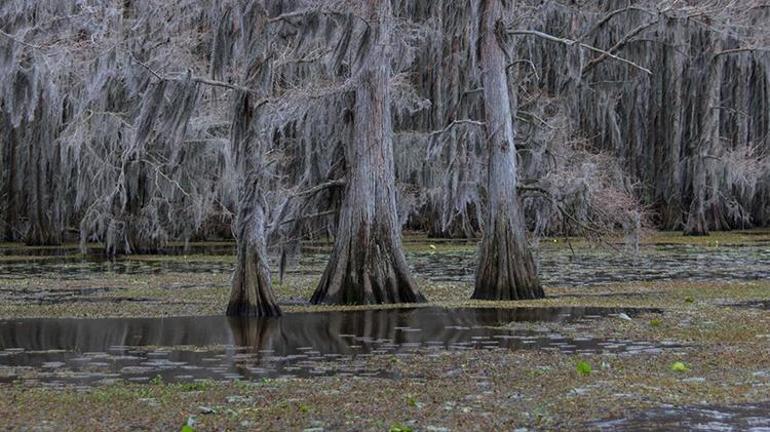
[1,0,768,259]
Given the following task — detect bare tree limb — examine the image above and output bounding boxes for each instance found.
[128,52,262,95]
[577,6,656,42]
[0,29,42,49]
[128,51,164,81]
[292,179,347,197]
[268,7,370,28]
[509,29,653,75]
[715,47,770,57]
[507,59,540,80]
[428,119,485,138]
[278,210,338,226]
[581,20,658,76]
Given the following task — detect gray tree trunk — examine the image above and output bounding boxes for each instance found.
[472,0,543,300]
[2,124,18,242]
[311,0,425,305]
[226,8,281,317]
[685,50,723,236]
[654,23,687,230]
[25,109,63,246]
[227,171,281,317]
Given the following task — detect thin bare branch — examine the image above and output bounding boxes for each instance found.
[292,179,347,197]
[509,29,653,75]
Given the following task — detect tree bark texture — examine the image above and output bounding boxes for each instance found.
[311,0,426,305]
[472,0,543,300]
[227,171,282,317]
[684,45,723,236]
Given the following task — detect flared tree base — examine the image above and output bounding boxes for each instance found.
[226,248,282,317]
[683,228,710,236]
[472,218,543,301]
[684,208,710,237]
[226,301,282,317]
[311,233,426,305]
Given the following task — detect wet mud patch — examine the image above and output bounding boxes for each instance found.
[0,306,677,386]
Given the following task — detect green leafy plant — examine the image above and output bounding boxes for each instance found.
[650,318,662,327]
[389,425,413,432]
[671,361,690,373]
[576,360,593,376]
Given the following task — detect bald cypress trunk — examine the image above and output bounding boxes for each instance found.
[685,49,723,236]
[684,156,709,236]
[2,125,18,242]
[25,102,63,246]
[227,172,281,317]
[654,21,687,230]
[226,7,281,317]
[472,0,543,301]
[311,0,425,305]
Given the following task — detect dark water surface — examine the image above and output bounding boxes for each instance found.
[594,401,770,431]
[411,243,770,286]
[0,244,237,257]
[1,242,768,287]
[0,307,672,386]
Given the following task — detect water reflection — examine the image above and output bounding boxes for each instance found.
[0,307,669,385]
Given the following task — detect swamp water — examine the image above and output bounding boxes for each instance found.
[1,243,768,430]
[0,306,672,386]
[1,242,769,286]
[411,243,770,286]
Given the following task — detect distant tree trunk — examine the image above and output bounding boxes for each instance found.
[311,0,425,305]
[472,0,543,300]
[685,50,723,236]
[25,104,63,246]
[226,171,281,317]
[684,156,709,236]
[654,22,687,230]
[2,125,18,242]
